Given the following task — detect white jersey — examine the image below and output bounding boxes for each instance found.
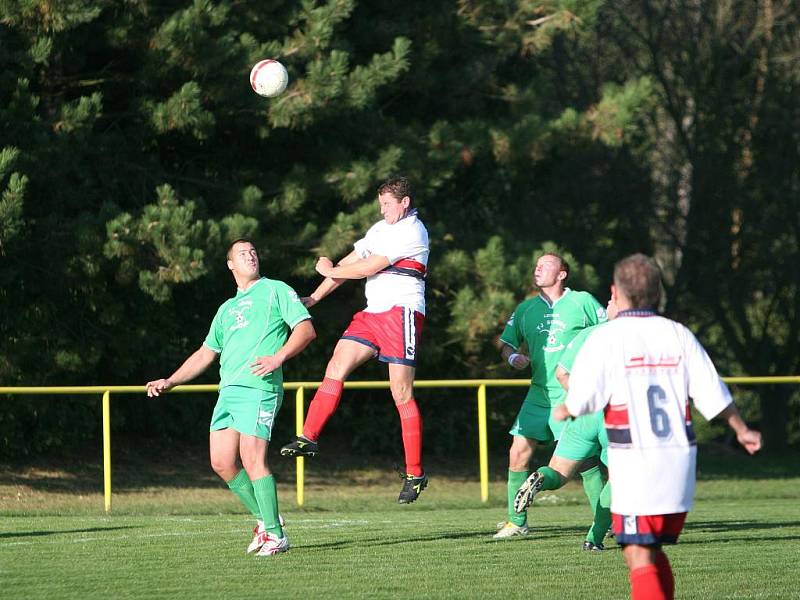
[565,311,733,516]
[353,209,429,314]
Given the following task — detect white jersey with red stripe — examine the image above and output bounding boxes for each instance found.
[565,310,733,515]
[353,209,429,314]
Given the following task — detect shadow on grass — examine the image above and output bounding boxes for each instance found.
[0,525,140,539]
[687,519,800,533]
[696,445,800,480]
[1,438,797,493]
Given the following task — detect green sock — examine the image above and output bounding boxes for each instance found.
[226,469,260,519]
[580,465,604,517]
[507,470,529,526]
[538,466,563,490]
[585,476,612,546]
[252,475,283,537]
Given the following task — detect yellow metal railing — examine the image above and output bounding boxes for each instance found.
[1,376,798,512]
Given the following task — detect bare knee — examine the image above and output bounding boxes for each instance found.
[324,355,349,380]
[239,436,270,480]
[210,454,239,481]
[622,544,657,570]
[390,381,413,405]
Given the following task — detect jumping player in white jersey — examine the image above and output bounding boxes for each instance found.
[280,176,430,504]
[554,253,762,600]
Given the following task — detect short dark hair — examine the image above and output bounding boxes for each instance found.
[613,253,662,309]
[539,252,570,282]
[377,176,414,205]
[227,238,255,260]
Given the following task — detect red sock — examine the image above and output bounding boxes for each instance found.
[397,399,423,477]
[302,377,343,441]
[630,565,667,600]
[655,551,675,599]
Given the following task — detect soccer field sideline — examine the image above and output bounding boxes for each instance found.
[2,477,799,600]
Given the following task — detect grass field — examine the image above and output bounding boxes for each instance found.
[2,449,799,599]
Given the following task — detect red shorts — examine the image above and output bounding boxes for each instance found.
[612,512,687,547]
[341,306,424,367]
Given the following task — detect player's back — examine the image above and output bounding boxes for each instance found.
[582,313,732,515]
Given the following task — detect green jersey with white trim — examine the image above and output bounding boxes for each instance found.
[500,288,606,407]
[204,277,311,392]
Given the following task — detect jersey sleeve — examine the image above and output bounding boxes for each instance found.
[681,325,733,420]
[275,282,312,329]
[583,293,608,326]
[353,232,372,259]
[202,305,225,353]
[565,329,610,416]
[499,305,523,350]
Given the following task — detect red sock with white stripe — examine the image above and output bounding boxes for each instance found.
[630,565,667,600]
[302,377,343,441]
[397,399,423,477]
[655,551,675,599]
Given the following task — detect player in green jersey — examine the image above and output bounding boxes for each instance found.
[145,239,316,557]
[513,298,618,550]
[494,253,607,539]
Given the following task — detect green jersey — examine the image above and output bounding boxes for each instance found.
[554,322,609,464]
[557,324,601,374]
[204,277,311,392]
[500,288,606,407]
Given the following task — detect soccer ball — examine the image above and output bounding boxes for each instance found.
[249,59,288,98]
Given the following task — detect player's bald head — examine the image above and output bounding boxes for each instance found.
[227,238,256,260]
[613,253,662,309]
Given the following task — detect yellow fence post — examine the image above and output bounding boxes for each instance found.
[477,384,489,502]
[295,387,305,507]
[102,390,112,513]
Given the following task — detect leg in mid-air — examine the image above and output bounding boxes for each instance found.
[389,362,427,504]
[513,453,577,514]
[494,435,536,539]
[515,413,611,549]
[281,339,374,457]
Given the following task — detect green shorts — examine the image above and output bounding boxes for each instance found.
[554,411,608,465]
[509,401,568,442]
[209,385,283,440]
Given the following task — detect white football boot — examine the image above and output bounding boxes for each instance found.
[493,522,529,539]
[255,532,290,556]
[247,514,286,554]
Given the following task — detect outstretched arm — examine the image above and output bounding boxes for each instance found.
[303,251,389,307]
[250,319,317,376]
[146,345,218,397]
[315,253,390,280]
[715,403,763,454]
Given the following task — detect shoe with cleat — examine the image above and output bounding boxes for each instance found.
[582,541,605,551]
[398,473,428,504]
[493,522,529,539]
[247,515,286,554]
[513,470,545,513]
[255,532,289,556]
[280,435,319,457]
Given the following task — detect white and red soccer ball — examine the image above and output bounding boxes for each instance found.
[249,59,288,98]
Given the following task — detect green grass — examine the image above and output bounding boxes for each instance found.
[2,451,799,599]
